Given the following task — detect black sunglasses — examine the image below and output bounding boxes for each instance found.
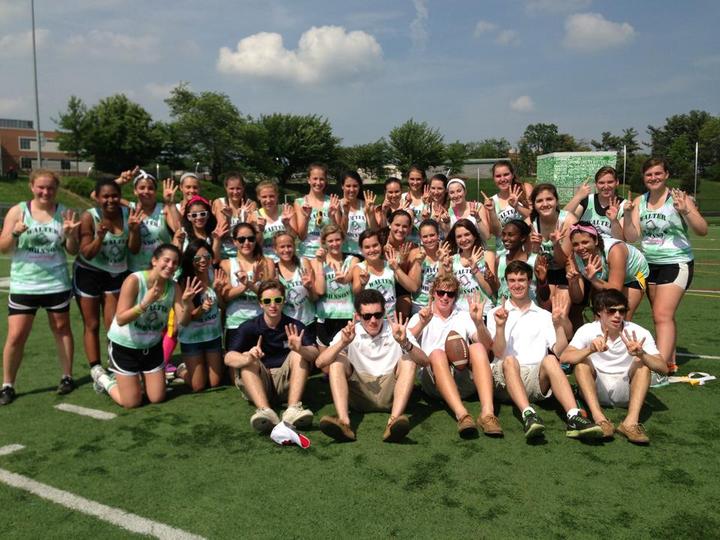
[435,289,457,298]
[360,312,384,321]
[606,307,628,315]
[234,235,256,244]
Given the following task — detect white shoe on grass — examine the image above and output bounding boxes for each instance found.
[251,408,280,433]
[282,403,313,429]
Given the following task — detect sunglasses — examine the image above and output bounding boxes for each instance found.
[606,307,628,315]
[187,210,208,219]
[234,235,256,244]
[360,312,384,321]
[260,296,284,305]
[315,210,324,227]
[435,289,457,298]
[193,254,211,263]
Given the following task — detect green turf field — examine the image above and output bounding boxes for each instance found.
[0,181,719,538]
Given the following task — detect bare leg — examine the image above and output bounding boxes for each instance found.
[102,292,119,331]
[624,361,650,426]
[328,359,352,424]
[468,344,495,417]
[501,356,531,411]
[206,351,224,388]
[143,370,167,404]
[647,283,683,367]
[182,355,207,392]
[239,361,272,409]
[390,359,416,419]
[47,311,74,378]
[2,314,35,384]
[77,296,101,366]
[539,355,576,413]
[428,350,469,419]
[625,286,644,321]
[574,361,608,423]
[286,351,312,406]
[113,374,143,408]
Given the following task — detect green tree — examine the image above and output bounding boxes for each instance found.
[522,123,559,155]
[154,122,190,172]
[465,138,511,158]
[648,110,712,157]
[444,140,469,174]
[388,119,445,174]
[515,138,533,177]
[667,134,695,191]
[342,139,391,179]
[699,117,720,180]
[556,133,590,152]
[260,113,341,184]
[53,95,87,172]
[83,94,161,173]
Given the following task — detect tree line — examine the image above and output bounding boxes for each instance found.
[54,85,719,191]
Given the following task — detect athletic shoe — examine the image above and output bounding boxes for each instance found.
[650,372,669,388]
[598,419,615,439]
[319,416,356,442]
[281,402,314,429]
[522,410,545,440]
[165,362,177,375]
[57,376,75,395]
[383,415,410,442]
[477,414,504,437]
[175,362,188,380]
[0,386,16,406]
[566,411,603,440]
[250,408,280,433]
[457,414,479,439]
[616,422,650,445]
[90,364,106,383]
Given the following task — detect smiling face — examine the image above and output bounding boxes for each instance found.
[274,233,296,262]
[180,177,199,200]
[420,224,439,251]
[192,246,211,273]
[453,225,475,253]
[225,178,245,203]
[258,186,278,211]
[324,231,343,255]
[234,225,257,256]
[385,181,402,205]
[501,223,524,252]
[433,284,458,315]
[448,183,466,206]
[187,202,209,229]
[308,167,327,195]
[493,165,514,191]
[152,249,180,279]
[30,174,58,204]
[532,189,558,217]
[506,271,529,300]
[598,305,627,332]
[357,302,384,336]
[408,170,424,193]
[361,234,382,262]
[643,164,669,191]
[342,177,360,201]
[429,179,446,203]
[389,214,411,243]
[571,231,598,260]
[134,178,157,205]
[259,287,285,318]
[98,184,121,214]
[595,173,618,199]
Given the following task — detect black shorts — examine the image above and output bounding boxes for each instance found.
[316,318,352,346]
[395,282,411,297]
[625,280,643,290]
[648,261,694,290]
[108,340,164,376]
[73,263,128,298]
[8,290,72,316]
[547,268,569,286]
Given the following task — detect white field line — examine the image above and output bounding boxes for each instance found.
[676,352,720,360]
[0,448,206,540]
[0,444,25,456]
[54,403,117,420]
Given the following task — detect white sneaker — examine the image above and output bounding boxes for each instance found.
[91,365,107,383]
[282,402,314,429]
[251,408,280,433]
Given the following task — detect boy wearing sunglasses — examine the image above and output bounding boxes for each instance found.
[316,289,428,443]
[560,289,665,444]
[408,275,502,439]
[487,260,603,441]
[224,280,318,433]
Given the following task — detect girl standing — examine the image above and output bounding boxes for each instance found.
[490,220,544,306]
[564,166,624,239]
[339,172,373,256]
[255,180,294,262]
[446,178,490,240]
[409,220,447,315]
[294,163,340,259]
[445,219,494,313]
[404,166,429,244]
[212,172,257,259]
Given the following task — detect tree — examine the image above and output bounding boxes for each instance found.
[342,139,391,179]
[53,95,87,172]
[667,134,695,191]
[260,113,341,184]
[699,117,720,180]
[648,110,712,157]
[592,128,641,156]
[154,121,190,172]
[388,119,445,174]
[522,123,559,155]
[82,94,161,173]
[515,138,533,177]
[444,141,469,174]
[465,138,511,159]
[556,133,590,152]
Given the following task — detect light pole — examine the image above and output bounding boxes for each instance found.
[31,0,42,168]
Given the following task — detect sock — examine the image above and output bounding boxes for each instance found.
[88,360,101,369]
[522,406,535,417]
[98,374,116,392]
[567,407,581,419]
[2,383,13,389]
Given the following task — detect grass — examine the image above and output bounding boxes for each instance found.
[0,177,719,538]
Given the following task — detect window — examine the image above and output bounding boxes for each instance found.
[20,157,32,169]
[61,160,71,170]
[19,137,33,150]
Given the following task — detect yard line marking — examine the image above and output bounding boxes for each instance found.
[677,352,720,360]
[54,403,117,420]
[0,444,25,456]
[0,468,206,540]
[689,288,720,293]
[685,293,720,299]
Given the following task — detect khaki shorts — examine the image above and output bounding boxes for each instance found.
[419,366,476,400]
[236,354,293,405]
[491,360,551,403]
[348,370,396,412]
[595,370,630,407]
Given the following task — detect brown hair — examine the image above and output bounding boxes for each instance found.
[642,158,670,174]
[308,162,328,177]
[321,224,345,243]
[257,279,286,299]
[255,180,279,197]
[30,169,60,186]
[429,274,459,298]
[594,166,618,182]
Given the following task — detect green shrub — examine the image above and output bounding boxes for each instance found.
[63,177,96,198]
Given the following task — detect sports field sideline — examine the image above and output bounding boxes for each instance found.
[0,229,719,539]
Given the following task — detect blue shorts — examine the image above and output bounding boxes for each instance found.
[180,336,223,356]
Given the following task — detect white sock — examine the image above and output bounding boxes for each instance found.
[522,406,535,416]
[98,374,116,392]
[567,407,581,419]
[2,383,13,389]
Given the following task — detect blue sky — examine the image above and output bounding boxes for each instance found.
[1,0,718,148]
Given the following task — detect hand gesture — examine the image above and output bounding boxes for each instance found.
[141,279,163,308]
[493,307,509,327]
[590,328,609,353]
[422,184,431,204]
[550,223,568,246]
[470,245,485,269]
[583,253,602,280]
[481,190,494,212]
[182,277,204,304]
[285,323,305,352]
[340,320,356,346]
[255,214,266,232]
[529,224,543,253]
[173,227,187,245]
[213,268,229,296]
[329,193,341,214]
[469,291,486,325]
[421,204,432,220]
[235,268,248,288]
[240,199,255,221]
[212,219,229,239]
[390,313,409,344]
[621,329,646,357]
[301,198,312,218]
[357,265,370,286]
[483,265,499,290]
[508,184,524,208]
[606,196,621,222]
[384,244,400,270]
[281,203,295,224]
[12,210,29,237]
[534,255,549,283]
[565,261,581,283]
[551,291,569,325]
[300,266,313,290]
[248,336,265,362]
[671,188,693,215]
[413,246,426,264]
[62,209,81,235]
[162,178,178,204]
[221,205,234,220]
[128,206,145,230]
[623,191,634,213]
[576,180,592,200]
[252,261,265,285]
[97,219,111,239]
[315,246,327,263]
[201,294,214,312]
[364,190,377,213]
[399,242,412,264]
[438,241,451,260]
[401,196,413,211]
[418,296,434,325]
[116,166,140,186]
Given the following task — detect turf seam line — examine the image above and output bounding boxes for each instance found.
[54,403,117,420]
[0,467,206,540]
[676,352,720,360]
[0,444,25,456]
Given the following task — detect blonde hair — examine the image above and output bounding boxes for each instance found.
[255,180,279,197]
[429,274,459,297]
[30,169,60,186]
[321,224,345,243]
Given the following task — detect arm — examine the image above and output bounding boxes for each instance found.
[315,335,347,369]
[0,205,24,253]
[78,212,106,260]
[310,258,326,297]
[560,345,596,365]
[491,322,507,359]
[294,201,310,241]
[127,208,142,255]
[622,195,642,243]
[563,189,589,218]
[113,274,142,326]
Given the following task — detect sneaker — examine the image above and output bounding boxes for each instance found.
[57,376,75,395]
[597,419,615,439]
[566,410,603,440]
[319,416,356,442]
[90,364,106,383]
[0,386,16,406]
[457,414,479,439]
[617,422,650,445]
[383,415,410,442]
[250,408,280,433]
[477,414,504,437]
[522,410,545,440]
[175,362,188,380]
[281,402,314,429]
[650,372,669,388]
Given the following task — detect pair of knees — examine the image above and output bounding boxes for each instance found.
[429,343,489,370]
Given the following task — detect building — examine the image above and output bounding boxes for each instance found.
[0,118,93,175]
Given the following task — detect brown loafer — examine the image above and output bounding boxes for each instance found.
[617,422,649,445]
[597,419,615,439]
[383,415,410,442]
[319,416,356,442]
[457,414,479,439]
[477,414,504,437]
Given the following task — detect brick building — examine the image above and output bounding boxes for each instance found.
[0,118,92,175]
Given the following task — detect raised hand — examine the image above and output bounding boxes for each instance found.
[357,265,370,286]
[182,277,204,304]
[301,198,312,218]
[534,254,549,283]
[340,320,356,345]
[252,261,265,284]
[418,296,434,325]
[128,206,145,230]
[390,312,409,344]
[285,323,305,352]
[529,224,543,252]
[591,328,609,353]
[248,336,265,362]
[240,199,255,221]
[62,209,81,235]
[623,191,634,213]
[606,196,620,221]
[401,196,413,211]
[141,279,163,308]
[281,203,295,223]
[399,242,413,264]
[508,184,523,208]
[493,307,509,327]
[621,329,646,357]
[422,184,431,204]
[173,227,187,245]
[470,245,485,269]
[481,190,494,212]
[384,244,400,270]
[212,219,229,239]
[551,290,570,324]
[468,291,486,325]
[550,223,568,246]
[468,200,481,218]
[116,166,140,186]
[300,266,313,290]
[213,268,229,296]
[163,178,178,204]
[364,190,377,210]
[671,188,692,214]
[565,259,581,283]
[315,246,327,262]
[576,180,592,200]
[583,253,603,279]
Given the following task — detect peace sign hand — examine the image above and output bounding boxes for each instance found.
[142,279,163,308]
[340,320,356,346]
[285,324,305,352]
[384,244,400,270]
[606,196,621,222]
[621,329,646,357]
[577,180,592,199]
[468,291,486,325]
[481,190,494,212]
[422,184,432,204]
[418,296,434,325]
[623,191,634,213]
[470,245,485,268]
[116,166,140,186]
[591,328,609,353]
[128,206,146,230]
[281,203,295,223]
[357,265,370,286]
[62,209,81,235]
[529,224,543,252]
[300,266,313,289]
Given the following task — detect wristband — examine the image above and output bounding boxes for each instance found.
[12,230,22,238]
[133,305,144,317]
[401,340,414,354]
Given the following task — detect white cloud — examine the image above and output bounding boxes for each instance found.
[526,0,592,14]
[564,13,635,52]
[474,20,497,37]
[62,30,161,63]
[0,29,49,58]
[0,0,25,21]
[495,29,519,46]
[0,97,24,115]
[145,82,178,99]
[510,95,535,112]
[217,26,383,85]
[410,0,429,50]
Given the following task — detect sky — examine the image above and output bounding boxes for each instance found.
[0,0,718,148]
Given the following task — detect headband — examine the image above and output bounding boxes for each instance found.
[569,223,598,237]
[187,195,210,208]
[133,169,156,186]
[446,178,466,190]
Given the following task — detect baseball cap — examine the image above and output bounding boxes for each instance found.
[270,421,311,449]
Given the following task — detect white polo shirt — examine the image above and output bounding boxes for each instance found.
[329,321,420,377]
[569,320,659,375]
[486,299,556,366]
[408,308,478,354]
